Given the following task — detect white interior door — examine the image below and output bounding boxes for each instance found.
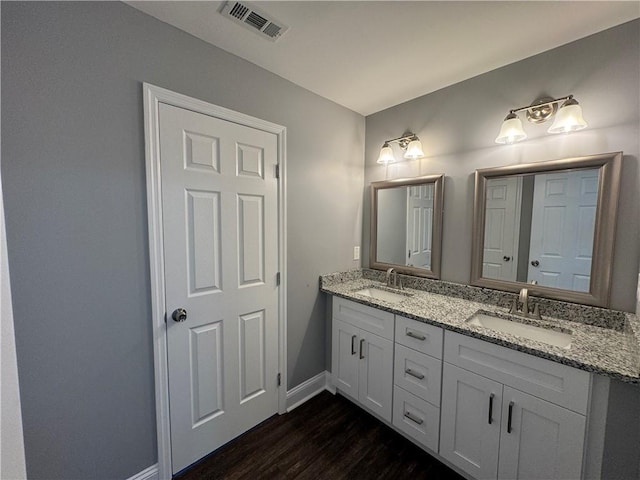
[483,177,521,281]
[159,103,279,473]
[406,184,434,268]
[528,169,598,291]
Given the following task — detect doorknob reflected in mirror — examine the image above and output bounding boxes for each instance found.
[172,308,188,322]
[530,260,540,267]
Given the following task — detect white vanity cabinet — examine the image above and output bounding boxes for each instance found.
[392,316,443,452]
[440,331,590,480]
[332,297,394,421]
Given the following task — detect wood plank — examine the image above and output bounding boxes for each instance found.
[175,390,463,479]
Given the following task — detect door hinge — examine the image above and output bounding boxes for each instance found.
[276,272,281,286]
[277,373,281,387]
[275,164,280,179]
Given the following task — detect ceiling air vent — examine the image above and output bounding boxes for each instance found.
[221,1,289,42]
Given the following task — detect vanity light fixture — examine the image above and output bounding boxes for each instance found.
[377,132,425,164]
[495,95,588,144]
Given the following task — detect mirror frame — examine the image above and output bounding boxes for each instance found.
[370,174,445,279]
[471,152,622,307]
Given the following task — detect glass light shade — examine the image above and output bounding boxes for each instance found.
[495,114,527,144]
[548,101,587,134]
[403,139,425,159]
[377,145,396,164]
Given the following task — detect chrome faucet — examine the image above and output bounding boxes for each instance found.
[509,282,541,319]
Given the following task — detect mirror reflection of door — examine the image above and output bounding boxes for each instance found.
[482,177,522,281]
[406,184,434,269]
[528,169,598,291]
[482,168,599,292]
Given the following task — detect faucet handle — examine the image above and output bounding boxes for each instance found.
[532,303,541,320]
[508,299,518,314]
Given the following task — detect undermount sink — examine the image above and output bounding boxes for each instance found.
[466,312,573,349]
[354,287,410,304]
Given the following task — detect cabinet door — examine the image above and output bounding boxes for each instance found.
[441,363,502,480]
[332,319,359,400]
[358,330,393,421]
[498,386,586,480]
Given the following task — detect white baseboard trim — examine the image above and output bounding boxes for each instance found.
[127,464,159,480]
[286,371,331,411]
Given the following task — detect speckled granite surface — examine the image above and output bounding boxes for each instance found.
[320,269,640,384]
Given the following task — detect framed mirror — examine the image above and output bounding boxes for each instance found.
[471,152,622,307]
[370,174,444,278]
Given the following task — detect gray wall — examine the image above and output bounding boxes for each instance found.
[364,19,640,312]
[1,2,364,479]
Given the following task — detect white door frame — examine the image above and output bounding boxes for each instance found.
[143,83,287,480]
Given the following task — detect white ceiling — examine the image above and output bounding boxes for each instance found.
[127,1,640,116]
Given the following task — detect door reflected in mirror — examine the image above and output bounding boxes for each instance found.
[371,175,444,278]
[483,168,599,292]
[471,152,622,307]
[378,183,434,269]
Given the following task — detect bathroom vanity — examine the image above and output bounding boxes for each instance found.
[321,270,640,480]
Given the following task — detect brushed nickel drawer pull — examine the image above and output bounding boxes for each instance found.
[405,368,425,380]
[404,411,424,425]
[406,330,426,341]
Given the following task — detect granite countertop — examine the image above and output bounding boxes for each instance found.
[321,270,640,384]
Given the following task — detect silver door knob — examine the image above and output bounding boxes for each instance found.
[172,308,187,322]
[530,260,540,267]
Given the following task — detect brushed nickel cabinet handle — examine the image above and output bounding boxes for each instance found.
[405,368,425,380]
[406,330,426,341]
[488,393,494,424]
[507,401,514,433]
[404,411,424,425]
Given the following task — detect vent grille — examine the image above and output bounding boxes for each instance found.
[245,11,268,30]
[229,2,249,19]
[221,1,289,42]
[262,23,282,39]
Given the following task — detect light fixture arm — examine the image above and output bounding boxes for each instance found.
[383,132,419,149]
[509,95,574,116]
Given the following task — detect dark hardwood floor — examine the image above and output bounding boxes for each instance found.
[175,390,464,480]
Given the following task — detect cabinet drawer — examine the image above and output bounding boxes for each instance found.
[444,331,590,414]
[333,297,394,340]
[395,316,443,358]
[393,386,440,453]
[394,344,442,406]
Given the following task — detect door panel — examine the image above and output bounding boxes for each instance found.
[406,184,434,268]
[159,103,279,473]
[498,386,586,480]
[483,177,521,281]
[440,363,502,479]
[239,310,266,403]
[359,331,393,421]
[237,194,265,286]
[189,321,224,426]
[528,170,598,290]
[186,190,222,294]
[332,319,359,399]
